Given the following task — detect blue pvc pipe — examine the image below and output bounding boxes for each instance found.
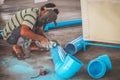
[50,46,67,65]
[50,46,83,79]
[97,54,112,71]
[87,59,106,79]
[86,42,120,48]
[83,41,120,52]
[56,54,83,78]
[65,36,84,55]
[87,54,112,79]
[0,30,3,38]
[44,19,82,32]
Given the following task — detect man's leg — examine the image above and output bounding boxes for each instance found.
[12,44,25,60]
[12,44,22,55]
[7,27,25,59]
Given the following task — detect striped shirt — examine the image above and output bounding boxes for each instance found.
[2,8,40,40]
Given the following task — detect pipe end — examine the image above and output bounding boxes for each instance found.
[65,43,76,55]
[87,59,106,79]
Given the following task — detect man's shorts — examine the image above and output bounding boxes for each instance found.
[7,27,21,45]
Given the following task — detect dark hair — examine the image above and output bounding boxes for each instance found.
[53,9,59,14]
[41,3,59,14]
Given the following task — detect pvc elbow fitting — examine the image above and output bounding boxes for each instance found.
[55,54,83,79]
[50,46,83,79]
[87,59,106,79]
[97,54,112,71]
[87,54,112,79]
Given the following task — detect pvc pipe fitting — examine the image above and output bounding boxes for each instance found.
[50,46,83,79]
[50,46,67,65]
[0,30,3,38]
[65,36,84,55]
[87,59,106,79]
[43,19,82,32]
[87,54,112,79]
[56,54,83,79]
[97,54,112,71]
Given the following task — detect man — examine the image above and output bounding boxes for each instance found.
[2,3,59,60]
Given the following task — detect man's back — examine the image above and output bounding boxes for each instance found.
[2,8,39,40]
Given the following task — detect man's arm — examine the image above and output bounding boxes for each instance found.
[20,25,48,45]
[36,29,47,38]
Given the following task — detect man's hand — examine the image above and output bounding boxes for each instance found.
[40,37,49,47]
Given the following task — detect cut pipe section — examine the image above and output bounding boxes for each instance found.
[50,46,83,79]
[44,19,82,32]
[65,36,84,55]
